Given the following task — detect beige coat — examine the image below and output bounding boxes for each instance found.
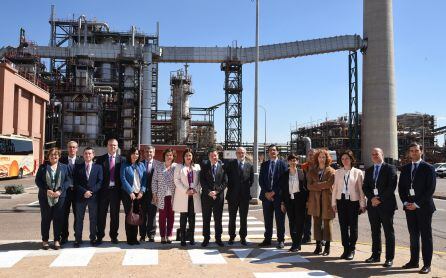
[306,166,335,219]
[172,164,202,213]
[332,167,366,208]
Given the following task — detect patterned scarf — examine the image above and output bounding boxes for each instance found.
[45,165,61,207]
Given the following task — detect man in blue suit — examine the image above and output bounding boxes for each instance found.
[398,142,436,274]
[73,147,103,247]
[259,144,288,249]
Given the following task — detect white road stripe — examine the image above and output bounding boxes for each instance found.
[122,249,158,266]
[0,250,30,268]
[156,227,267,233]
[231,248,253,261]
[250,248,308,264]
[188,249,227,264]
[50,248,95,267]
[254,271,331,278]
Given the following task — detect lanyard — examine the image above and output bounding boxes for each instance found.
[187,168,194,188]
[318,169,324,182]
[344,170,350,191]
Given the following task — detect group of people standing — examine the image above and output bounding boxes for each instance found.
[258,143,435,275]
[35,139,436,274]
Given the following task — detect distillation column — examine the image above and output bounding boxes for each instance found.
[362,0,398,165]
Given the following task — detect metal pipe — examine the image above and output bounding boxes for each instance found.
[78,15,86,45]
[252,0,260,203]
[131,25,136,47]
[140,48,152,145]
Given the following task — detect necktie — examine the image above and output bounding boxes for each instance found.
[269,160,276,187]
[373,165,379,182]
[239,161,244,173]
[86,163,90,179]
[110,156,115,182]
[212,164,217,181]
[147,161,152,173]
[411,163,418,180]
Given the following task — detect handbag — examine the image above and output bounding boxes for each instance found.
[126,201,143,226]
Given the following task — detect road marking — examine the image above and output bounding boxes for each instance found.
[50,248,95,267]
[188,249,227,264]
[26,200,39,207]
[0,250,30,268]
[250,248,309,264]
[159,220,265,226]
[231,248,254,261]
[254,271,331,278]
[122,249,158,266]
[157,227,267,233]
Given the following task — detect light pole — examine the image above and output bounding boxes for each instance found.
[259,105,267,159]
[252,0,260,204]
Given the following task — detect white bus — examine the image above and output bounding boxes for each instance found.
[0,135,34,179]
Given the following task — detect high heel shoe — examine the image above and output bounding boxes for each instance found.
[322,241,330,256]
[54,241,61,250]
[313,241,322,255]
[42,241,50,250]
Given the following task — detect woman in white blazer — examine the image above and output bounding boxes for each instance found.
[173,148,201,246]
[332,149,366,261]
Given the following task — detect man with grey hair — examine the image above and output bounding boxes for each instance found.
[362,147,397,267]
[139,145,160,242]
[225,147,254,245]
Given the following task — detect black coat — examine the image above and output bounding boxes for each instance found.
[279,169,308,207]
[398,161,436,213]
[362,163,398,212]
[95,153,124,189]
[73,162,103,200]
[200,160,227,202]
[225,159,254,202]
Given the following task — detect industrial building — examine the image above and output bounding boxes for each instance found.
[291,113,445,164]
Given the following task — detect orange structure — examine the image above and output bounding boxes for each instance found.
[0,61,49,164]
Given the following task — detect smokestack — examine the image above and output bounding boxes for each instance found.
[362,0,398,165]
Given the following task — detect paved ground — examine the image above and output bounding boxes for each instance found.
[0,176,446,277]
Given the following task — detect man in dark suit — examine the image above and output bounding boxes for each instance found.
[398,142,436,274]
[200,148,227,247]
[96,138,124,244]
[73,147,103,247]
[259,144,288,249]
[225,146,254,246]
[362,147,397,267]
[139,145,159,242]
[59,141,84,244]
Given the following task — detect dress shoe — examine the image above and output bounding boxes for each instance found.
[42,241,50,250]
[228,238,235,245]
[54,241,61,250]
[166,237,172,244]
[73,241,81,248]
[322,241,330,256]
[402,261,419,269]
[383,260,393,267]
[419,266,431,274]
[96,239,103,245]
[345,250,355,260]
[240,238,247,246]
[365,256,381,263]
[216,240,225,247]
[148,236,155,243]
[289,245,299,252]
[201,239,209,247]
[276,241,285,249]
[90,239,99,246]
[258,240,272,247]
[60,238,68,245]
[181,241,187,246]
[111,238,119,244]
[340,249,348,259]
[161,239,167,244]
[140,237,146,242]
[190,239,195,245]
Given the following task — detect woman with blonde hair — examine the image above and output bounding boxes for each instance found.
[307,149,335,256]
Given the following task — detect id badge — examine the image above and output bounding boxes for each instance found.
[409,189,415,196]
[373,188,379,196]
[345,193,350,200]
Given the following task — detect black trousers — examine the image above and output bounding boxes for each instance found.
[122,193,141,243]
[139,192,158,239]
[262,199,285,242]
[39,196,65,242]
[405,209,433,267]
[201,196,224,240]
[228,198,249,239]
[302,209,312,239]
[367,206,395,260]
[180,196,195,241]
[286,196,306,248]
[97,186,121,240]
[337,196,359,251]
[61,187,77,240]
[75,197,98,242]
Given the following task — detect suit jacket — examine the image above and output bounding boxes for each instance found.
[140,159,159,200]
[362,163,398,212]
[35,162,71,199]
[259,159,288,203]
[225,159,254,202]
[59,155,84,186]
[200,160,227,202]
[279,169,308,206]
[95,153,124,189]
[120,161,147,195]
[73,162,103,200]
[173,163,202,213]
[398,161,436,213]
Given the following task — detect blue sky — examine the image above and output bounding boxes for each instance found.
[1,0,445,145]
